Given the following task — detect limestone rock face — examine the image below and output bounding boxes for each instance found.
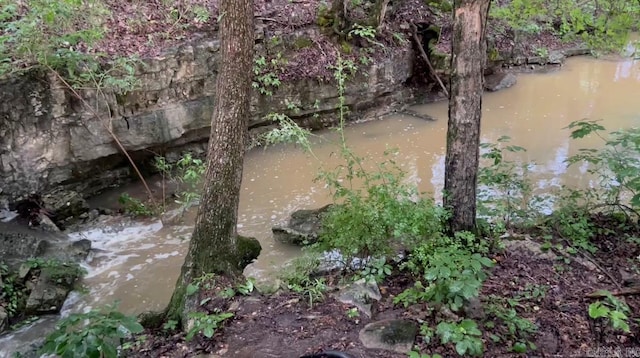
[0,32,415,204]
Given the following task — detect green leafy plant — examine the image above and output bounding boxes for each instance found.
[252,53,286,96]
[436,319,484,356]
[162,319,178,331]
[565,120,640,211]
[288,277,327,308]
[236,277,256,296]
[346,307,360,319]
[185,311,234,341]
[408,351,442,358]
[478,136,545,230]
[485,299,538,352]
[154,153,206,213]
[395,248,493,311]
[0,262,24,318]
[25,258,87,284]
[118,193,155,217]
[186,273,216,296]
[357,257,392,283]
[39,303,143,358]
[588,290,631,333]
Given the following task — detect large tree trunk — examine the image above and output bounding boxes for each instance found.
[443,0,491,233]
[166,0,257,321]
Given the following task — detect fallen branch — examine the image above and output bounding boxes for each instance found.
[49,67,156,204]
[586,286,640,298]
[410,22,448,97]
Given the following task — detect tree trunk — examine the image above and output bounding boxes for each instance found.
[166,0,257,321]
[443,0,491,233]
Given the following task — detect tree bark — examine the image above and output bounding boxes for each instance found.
[443,0,491,233]
[166,0,257,321]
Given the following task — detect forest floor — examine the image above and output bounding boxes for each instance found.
[130,214,640,358]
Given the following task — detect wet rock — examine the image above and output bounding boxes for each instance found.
[41,189,90,226]
[237,235,261,269]
[547,51,566,64]
[0,231,49,270]
[0,306,7,333]
[272,205,332,246]
[484,73,517,92]
[34,213,61,232]
[334,278,382,318]
[562,47,591,57]
[359,319,418,353]
[25,265,82,314]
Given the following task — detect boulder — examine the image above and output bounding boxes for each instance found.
[334,278,382,318]
[272,204,332,245]
[25,264,82,314]
[484,72,517,92]
[237,235,262,270]
[359,319,418,353]
[0,231,49,270]
[41,189,90,227]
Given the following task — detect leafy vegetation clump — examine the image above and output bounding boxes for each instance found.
[39,303,143,358]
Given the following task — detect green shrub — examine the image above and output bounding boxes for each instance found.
[395,247,493,311]
[40,304,143,358]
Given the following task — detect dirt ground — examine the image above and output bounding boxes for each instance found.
[130,214,640,358]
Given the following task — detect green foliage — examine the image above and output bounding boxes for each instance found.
[0,0,140,92]
[0,262,23,318]
[408,351,442,358]
[280,255,327,307]
[485,298,538,352]
[348,24,377,42]
[261,112,315,154]
[186,273,216,296]
[356,257,392,283]
[288,277,327,308]
[490,0,639,54]
[25,258,87,284]
[436,319,484,356]
[478,136,544,230]
[252,53,286,96]
[162,319,178,332]
[185,311,234,341]
[395,247,493,311]
[39,303,143,358]
[118,193,155,217]
[566,120,640,210]
[154,153,206,212]
[345,307,360,318]
[588,290,631,333]
[318,159,446,264]
[544,188,598,254]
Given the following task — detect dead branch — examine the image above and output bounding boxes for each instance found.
[410,22,449,97]
[586,286,640,298]
[48,67,156,204]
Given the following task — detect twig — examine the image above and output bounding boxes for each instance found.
[586,286,640,298]
[410,22,449,97]
[48,66,156,204]
[578,250,623,291]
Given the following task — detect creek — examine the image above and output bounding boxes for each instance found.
[1,54,639,357]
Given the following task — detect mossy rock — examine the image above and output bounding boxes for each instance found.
[236,235,261,270]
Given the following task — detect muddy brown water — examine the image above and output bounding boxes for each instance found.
[1,55,639,356]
